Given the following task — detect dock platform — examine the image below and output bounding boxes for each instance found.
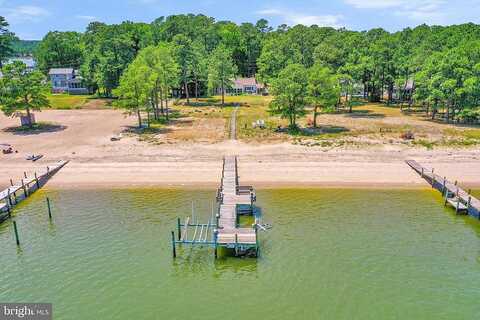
[406,160,480,218]
[0,160,69,222]
[171,156,260,258]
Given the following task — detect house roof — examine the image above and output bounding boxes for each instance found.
[49,68,74,75]
[234,77,257,87]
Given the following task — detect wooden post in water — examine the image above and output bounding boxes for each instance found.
[444,191,448,207]
[21,179,27,197]
[46,197,52,220]
[34,172,40,189]
[468,196,472,210]
[421,168,424,178]
[171,231,176,258]
[442,177,446,194]
[234,234,238,256]
[214,229,218,259]
[23,172,27,179]
[7,188,12,207]
[10,179,13,187]
[13,221,20,246]
[255,224,259,257]
[177,218,181,241]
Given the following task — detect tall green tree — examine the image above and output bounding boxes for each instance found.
[137,43,179,120]
[207,45,237,106]
[173,34,195,103]
[0,16,16,68]
[307,64,339,127]
[0,61,50,127]
[269,64,308,129]
[113,59,151,128]
[35,31,84,74]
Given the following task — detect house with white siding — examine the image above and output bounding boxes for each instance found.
[224,77,267,95]
[49,68,88,94]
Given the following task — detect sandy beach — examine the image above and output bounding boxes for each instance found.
[0,109,479,190]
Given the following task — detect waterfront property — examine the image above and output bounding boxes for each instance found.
[49,68,88,95]
[211,77,266,96]
[172,156,260,258]
[0,161,69,223]
[406,160,480,218]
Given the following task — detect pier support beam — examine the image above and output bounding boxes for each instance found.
[46,197,52,220]
[171,231,176,258]
[214,229,218,259]
[177,218,181,241]
[13,221,20,246]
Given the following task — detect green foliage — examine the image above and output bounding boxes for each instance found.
[10,40,40,57]
[207,45,238,106]
[307,64,340,127]
[269,64,308,128]
[0,61,50,126]
[34,31,84,74]
[114,42,180,126]
[0,16,16,67]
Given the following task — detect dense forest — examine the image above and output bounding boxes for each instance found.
[2,14,480,124]
[11,40,40,56]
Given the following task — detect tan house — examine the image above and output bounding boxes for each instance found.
[225,77,266,95]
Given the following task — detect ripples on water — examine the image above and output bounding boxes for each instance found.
[0,188,479,319]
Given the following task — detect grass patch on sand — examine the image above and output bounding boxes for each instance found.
[47,94,93,109]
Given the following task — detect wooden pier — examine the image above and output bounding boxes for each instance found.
[406,160,480,218]
[172,156,260,258]
[0,160,69,222]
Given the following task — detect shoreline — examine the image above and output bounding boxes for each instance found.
[1,158,477,190]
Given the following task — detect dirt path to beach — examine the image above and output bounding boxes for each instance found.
[0,109,479,189]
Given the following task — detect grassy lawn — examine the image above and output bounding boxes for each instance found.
[47,94,93,109]
[123,95,480,148]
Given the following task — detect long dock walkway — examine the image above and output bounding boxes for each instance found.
[172,156,260,258]
[0,160,69,222]
[406,160,480,218]
[216,156,257,249]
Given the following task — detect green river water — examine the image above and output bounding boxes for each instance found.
[1,188,479,319]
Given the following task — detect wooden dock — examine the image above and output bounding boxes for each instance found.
[406,160,480,218]
[172,156,260,258]
[0,160,69,222]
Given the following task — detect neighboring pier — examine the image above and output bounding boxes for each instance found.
[172,156,260,258]
[0,160,69,222]
[406,160,480,218]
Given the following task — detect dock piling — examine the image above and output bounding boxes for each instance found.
[177,218,181,241]
[21,179,27,197]
[34,172,40,189]
[214,229,218,259]
[171,231,176,258]
[46,197,52,220]
[13,221,20,246]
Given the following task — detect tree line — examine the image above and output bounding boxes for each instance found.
[2,14,480,127]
